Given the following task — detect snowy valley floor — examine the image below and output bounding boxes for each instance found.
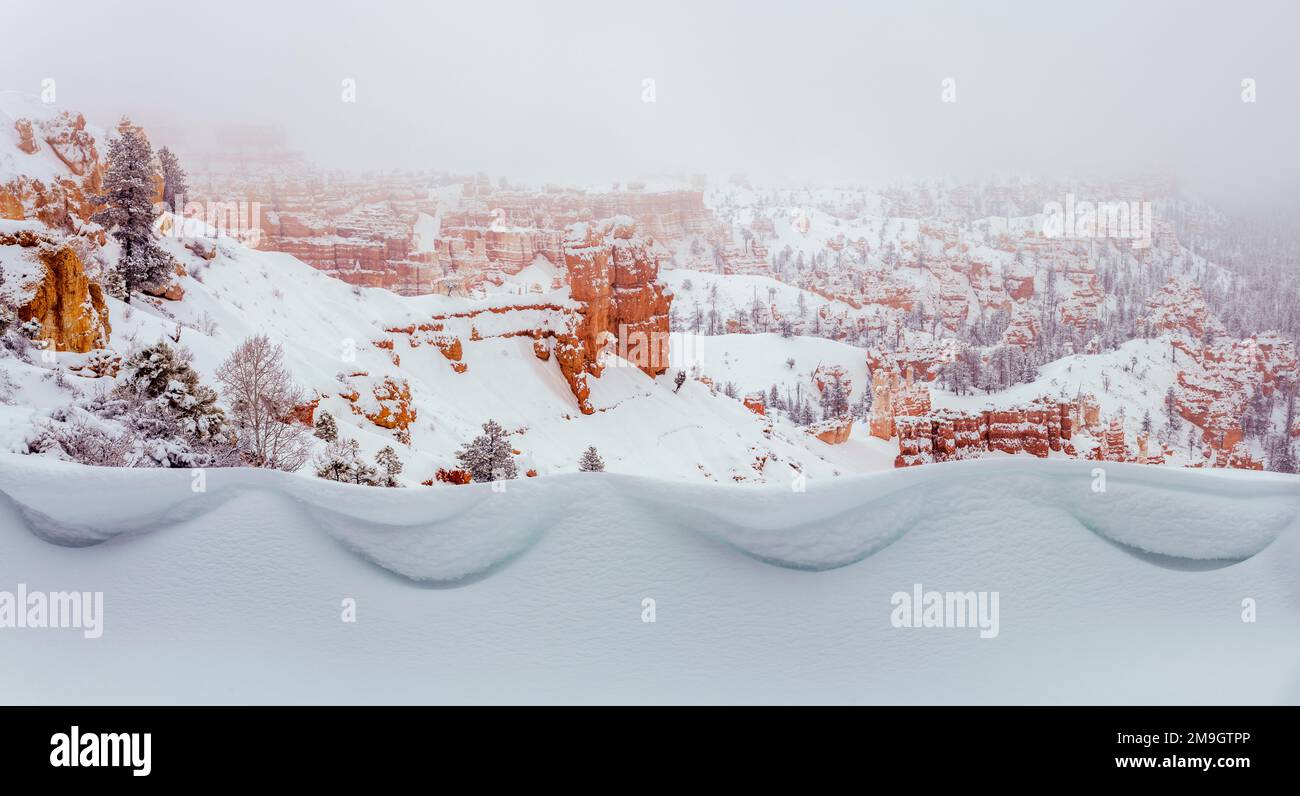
[0,454,1298,704]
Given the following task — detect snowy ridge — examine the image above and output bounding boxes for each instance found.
[2,454,1295,582]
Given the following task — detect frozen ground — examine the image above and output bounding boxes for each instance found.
[0,454,1297,704]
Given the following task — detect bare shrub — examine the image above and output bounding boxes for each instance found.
[216,334,311,471]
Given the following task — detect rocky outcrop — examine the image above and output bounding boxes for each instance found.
[895,397,1080,467]
[14,119,38,154]
[190,156,714,297]
[866,338,957,384]
[1171,333,1298,457]
[374,220,673,415]
[561,217,672,411]
[339,374,416,443]
[867,367,932,439]
[1001,309,1039,350]
[1,110,103,233]
[808,416,852,444]
[1,232,110,352]
[1141,278,1226,341]
[811,364,850,395]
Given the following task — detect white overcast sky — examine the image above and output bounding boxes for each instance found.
[3,0,1297,208]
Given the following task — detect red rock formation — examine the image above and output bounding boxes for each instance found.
[340,375,416,443]
[1,233,111,352]
[1141,278,1226,341]
[894,397,1082,467]
[1001,309,1039,350]
[1,111,103,233]
[811,364,851,395]
[866,338,956,383]
[808,417,853,444]
[742,392,766,416]
[290,397,320,427]
[193,160,713,297]
[868,366,933,440]
[435,468,472,485]
[374,220,671,414]
[14,119,38,155]
[1171,333,1298,459]
[560,217,672,411]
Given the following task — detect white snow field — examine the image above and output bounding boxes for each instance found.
[1,453,1297,704]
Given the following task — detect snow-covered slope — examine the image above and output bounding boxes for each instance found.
[2,454,1296,703]
[3,214,863,484]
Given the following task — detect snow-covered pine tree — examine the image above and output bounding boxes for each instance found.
[114,341,224,440]
[314,410,338,441]
[852,384,873,419]
[822,378,849,419]
[350,454,380,486]
[157,146,189,212]
[673,370,686,392]
[578,446,605,472]
[455,420,517,482]
[375,445,403,487]
[92,118,176,298]
[315,438,362,482]
[1164,386,1182,431]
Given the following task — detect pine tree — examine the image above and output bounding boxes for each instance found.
[455,420,517,482]
[375,445,403,487]
[314,438,357,482]
[578,446,605,472]
[673,370,686,393]
[93,118,176,299]
[822,378,849,419]
[313,438,382,485]
[157,146,188,212]
[314,410,338,441]
[852,386,873,420]
[1164,387,1182,431]
[114,341,224,440]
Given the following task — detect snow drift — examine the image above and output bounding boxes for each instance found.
[3,454,1296,580]
[1,454,1297,704]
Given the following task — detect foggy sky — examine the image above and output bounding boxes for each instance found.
[4,0,1298,209]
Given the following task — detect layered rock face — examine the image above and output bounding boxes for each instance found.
[867,367,932,439]
[1141,279,1226,340]
[894,398,1079,467]
[560,218,672,409]
[865,339,956,384]
[375,218,672,415]
[187,164,440,294]
[2,111,103,233]
[1138,277,1299,466]
[808,416,853,444]
[190,157,712,297]
[0,230,110,352]
[1171,333,1298,461]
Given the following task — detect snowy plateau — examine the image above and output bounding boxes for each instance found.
[0,91,1298,704]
